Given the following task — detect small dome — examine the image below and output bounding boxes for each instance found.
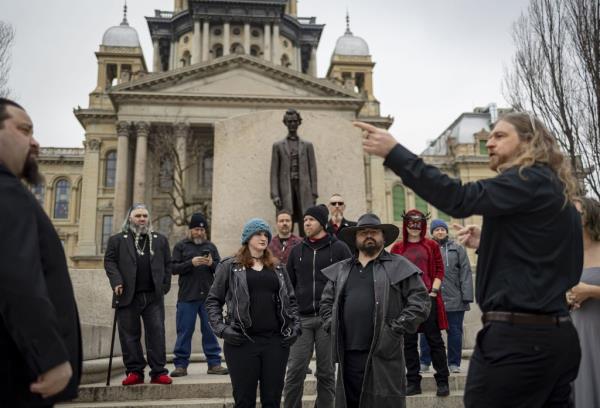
[333,33,370,56]
[332,14,370,57]
[102,5,140,47]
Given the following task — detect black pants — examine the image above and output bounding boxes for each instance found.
[290,179,306,237]
[225,334,290,408]
[343,350,369,408]
[117,291,168,377]
[464,321,580,408]
[404,297,449,385]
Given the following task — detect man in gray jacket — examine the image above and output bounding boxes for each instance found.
[320,213,430,408]
[420,219,473,373]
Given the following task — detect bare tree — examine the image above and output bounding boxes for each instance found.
[0,21,15,97]
[504,0,600,197]
[149,124,210,229]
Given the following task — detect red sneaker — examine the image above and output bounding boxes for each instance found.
[150,374,172,385]
[122,372,144,386]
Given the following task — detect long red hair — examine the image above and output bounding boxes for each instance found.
[234,245,279,269]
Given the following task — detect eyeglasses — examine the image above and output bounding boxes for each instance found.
[330,201,344,207]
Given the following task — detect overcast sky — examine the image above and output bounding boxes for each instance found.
[3,0,529,153]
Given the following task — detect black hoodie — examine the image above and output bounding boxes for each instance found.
[286,233,352,316]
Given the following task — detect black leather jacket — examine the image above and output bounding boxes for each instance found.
[206,257,301,341]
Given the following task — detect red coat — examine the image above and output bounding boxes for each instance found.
[390,211,449,331]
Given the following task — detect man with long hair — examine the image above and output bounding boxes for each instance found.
[0,98,82,406]
[104,204,173,386]
[356,112,583,408]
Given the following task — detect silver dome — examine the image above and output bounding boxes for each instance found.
[333,33,370,56]
[102,6,140,48]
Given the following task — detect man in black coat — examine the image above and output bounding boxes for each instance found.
[104,204,172,385]
[283,204,352,408]
[170,213,227,377]
[325,193,357,236]
[0,98,81,407]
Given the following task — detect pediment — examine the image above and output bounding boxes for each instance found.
[111,54,359,100]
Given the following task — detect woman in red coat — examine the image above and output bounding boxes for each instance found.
[391,209,450,397]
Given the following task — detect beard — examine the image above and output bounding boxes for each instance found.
[357,238,383,257]
[131,223,148,235]
[22,153,43,185]
[193,237,205,245]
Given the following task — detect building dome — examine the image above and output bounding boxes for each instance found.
[332,15,370,56]
[101,5,140,47]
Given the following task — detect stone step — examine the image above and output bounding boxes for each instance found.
[62,374,466,404]
[59,392,465,408]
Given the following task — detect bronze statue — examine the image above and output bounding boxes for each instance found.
[270,109,318,235]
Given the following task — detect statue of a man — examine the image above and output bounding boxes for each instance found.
[270,109,318,235]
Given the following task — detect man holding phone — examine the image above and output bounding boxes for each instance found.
[171,213,228,376]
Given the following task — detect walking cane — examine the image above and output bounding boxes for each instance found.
[106,294,120,386]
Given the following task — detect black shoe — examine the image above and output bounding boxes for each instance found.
[436,383,450,397]
[406,383,422,396]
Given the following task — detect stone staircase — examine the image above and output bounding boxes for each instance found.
[58,359,468,408]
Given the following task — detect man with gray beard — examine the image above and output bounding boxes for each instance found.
[104,204,173,385]
[170,213,227,377]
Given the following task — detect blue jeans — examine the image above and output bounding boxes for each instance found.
[420,310,465,367]
[173,300,222,368]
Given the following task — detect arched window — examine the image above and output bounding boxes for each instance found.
[202,150,213,187]
[53,179,70,219]
[31,183,45,207]
[281,54,290,67]
[250,45,261,57]
[159,158,174,189]
[392,185,405,221]
[212,44,223,58]
[181,50,191,66]
[415,195,428,214]
[231,43,244,54]
[105,151,116,187]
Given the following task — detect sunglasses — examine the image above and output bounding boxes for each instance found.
[330,201,344,207]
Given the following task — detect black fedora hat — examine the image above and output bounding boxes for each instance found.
[339,213,400,248]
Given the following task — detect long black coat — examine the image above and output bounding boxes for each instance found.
[270,137,318,214]
[320,251,430,408]
[104,231,172,308]
[0,165,82,407]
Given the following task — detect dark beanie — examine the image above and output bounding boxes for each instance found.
[304,204,329,228]
[189,213,208,229]
[430,219,448,234]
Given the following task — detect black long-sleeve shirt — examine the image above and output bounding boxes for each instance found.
[384,144,583,315]
[172,239,220,302]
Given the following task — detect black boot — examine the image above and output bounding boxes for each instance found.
[436,382,450,397]
[406,383,422,396]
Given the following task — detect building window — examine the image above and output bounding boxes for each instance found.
[212,44,223,58]
[213,27,222,36]
[231,43,244,55]
[202,150,213,187]
[281,54,290,67]
[53,179,70,219]
[251,29,260,38]
[232,27,241,36]
[31,183,45,207]
[479,140,488,155]
[159,158,174,189]
[101,215,113,252]
[415,195,428,214]
[181,50,191,66]
[250,45,261,57]
[392,185,405,221]
[105,150,117,187]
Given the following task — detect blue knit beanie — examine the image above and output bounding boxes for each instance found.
[430,219,449,234]
[241,218,273,245]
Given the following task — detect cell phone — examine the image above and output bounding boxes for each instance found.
[200,250,211,257]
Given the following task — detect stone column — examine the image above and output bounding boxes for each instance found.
[223,21,231,56]
[309,46,317,77]
[202,21,210,61]
[113,121,130,232]
[152,39,161,72]
[272,23,280,65]
[263,23,271,62]
[169,40,176,70]
[243,23,250,55]
[192,20,201,64]
[75,138,102,256]
[296,45,302,71]
[133,122,150,204]
[173,123,190,226]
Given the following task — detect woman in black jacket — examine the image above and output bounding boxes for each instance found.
[206,218,301,408]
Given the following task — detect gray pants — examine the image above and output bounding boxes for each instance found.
[284,315,335,408]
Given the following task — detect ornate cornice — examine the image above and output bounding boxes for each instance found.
[110,54,359,99]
